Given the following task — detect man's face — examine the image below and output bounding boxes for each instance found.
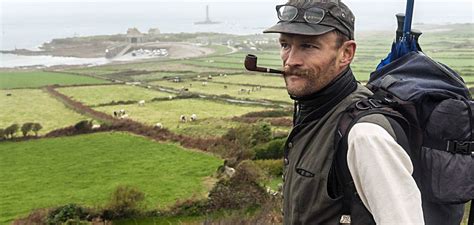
[279,32,345,97]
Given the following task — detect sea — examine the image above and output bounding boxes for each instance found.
[1,1,473,68]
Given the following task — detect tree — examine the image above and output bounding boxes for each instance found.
[31,123,43,136]
[21,122,34,137]
[0,129,5,140]
[5,124,19,138]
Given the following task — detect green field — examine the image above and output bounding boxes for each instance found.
[57,85,174,106]
[94,99,268,137]
[151,80,291,104]
[0,132,221,224]
[0,89,88,134]
[209,74,286,88]
[0,71,108,89]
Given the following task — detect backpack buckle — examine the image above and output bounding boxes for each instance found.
[355,99,382,110]
[447,141,474,155]
[339,215,351,224]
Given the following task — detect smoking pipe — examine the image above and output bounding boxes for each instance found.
[244,54,284,75]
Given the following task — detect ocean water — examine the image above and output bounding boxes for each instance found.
[1,1,472,68]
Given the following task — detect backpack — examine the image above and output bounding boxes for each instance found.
[335,51,474,225]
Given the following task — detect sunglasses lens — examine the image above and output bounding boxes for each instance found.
[304,7,325,24]
[277,5,298,21]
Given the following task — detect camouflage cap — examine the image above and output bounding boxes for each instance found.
[264,0,355,40]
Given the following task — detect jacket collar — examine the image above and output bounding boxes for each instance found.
[292,67,358,126]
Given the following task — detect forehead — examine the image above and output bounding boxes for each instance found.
[279,32,336,43]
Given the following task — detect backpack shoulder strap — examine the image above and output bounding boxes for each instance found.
[334,98,409,224]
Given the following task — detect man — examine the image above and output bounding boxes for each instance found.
[263,0,425,224]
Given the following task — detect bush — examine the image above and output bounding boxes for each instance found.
[167,198,208,216]
[241,110,292,118]
[21,122,34,137]
[31,123,43,136]
[5,124,19,138]
[208,161,267,210]
[253,159,283,177]
[0,128,5,140]
[253,138,286,160]
[47,204,88,225]
[103,185,145,219]
[74,120,93,132]
[251,123,272,146]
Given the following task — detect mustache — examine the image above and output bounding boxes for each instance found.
[283,68,313,77]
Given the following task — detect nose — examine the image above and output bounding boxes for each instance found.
[283,48,303,69]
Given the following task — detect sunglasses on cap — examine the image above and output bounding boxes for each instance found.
[275,4,353,39]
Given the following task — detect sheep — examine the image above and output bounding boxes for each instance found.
[120,114,129,119]
[138,100,145,106]
[238,88,250,95]
[168,95,173,100]
[92,124,101,129]
[180,115,187,123]
[154,123,163,129]
[190,114,197,122]
[113,110,126,117]
[202,81,208,86]
[224,166,236,178]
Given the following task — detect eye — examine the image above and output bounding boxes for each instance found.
[280,42,289,49]
[301,43,317,49]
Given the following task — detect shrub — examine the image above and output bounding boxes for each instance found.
[31,123,43,136]
[167,198,208,216]
[103,185,145,219]
[251,122,272,146]
[21,122,34,137]
[241,110,292,118]
[253,159,283,177]
[253,138,286,160]
[0,128,5,140]
[74,120,93,132]
[5,124,19,138]
[208,161,267,210]
[47,204,87,225]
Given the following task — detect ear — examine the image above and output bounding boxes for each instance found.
[338,40,356,68]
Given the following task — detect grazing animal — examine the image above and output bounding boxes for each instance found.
[155,123,163,129]
[190,114,197,122]
[92,124,101,129]
[180,115,187,123]
[202,82,208,86]
[168,95,173,100]
[138,100,145,106]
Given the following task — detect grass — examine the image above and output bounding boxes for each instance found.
[209,74,286,88]
[93,99,269,137]
[57,85,174,106]
[0,71,108,89]
[151,80,291,104]
[0,132,222,224]
[0,89,88,135]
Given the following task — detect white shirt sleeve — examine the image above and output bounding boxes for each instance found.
[347,122,424,225]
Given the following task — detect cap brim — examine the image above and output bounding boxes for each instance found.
[263,21,335,36]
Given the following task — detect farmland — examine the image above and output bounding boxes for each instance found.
[0,89,88,134]
[0,132,221,224]
[0,23,472,224]
[0,71,108,89]
[94,98,269,137]
[57,85,174,106]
